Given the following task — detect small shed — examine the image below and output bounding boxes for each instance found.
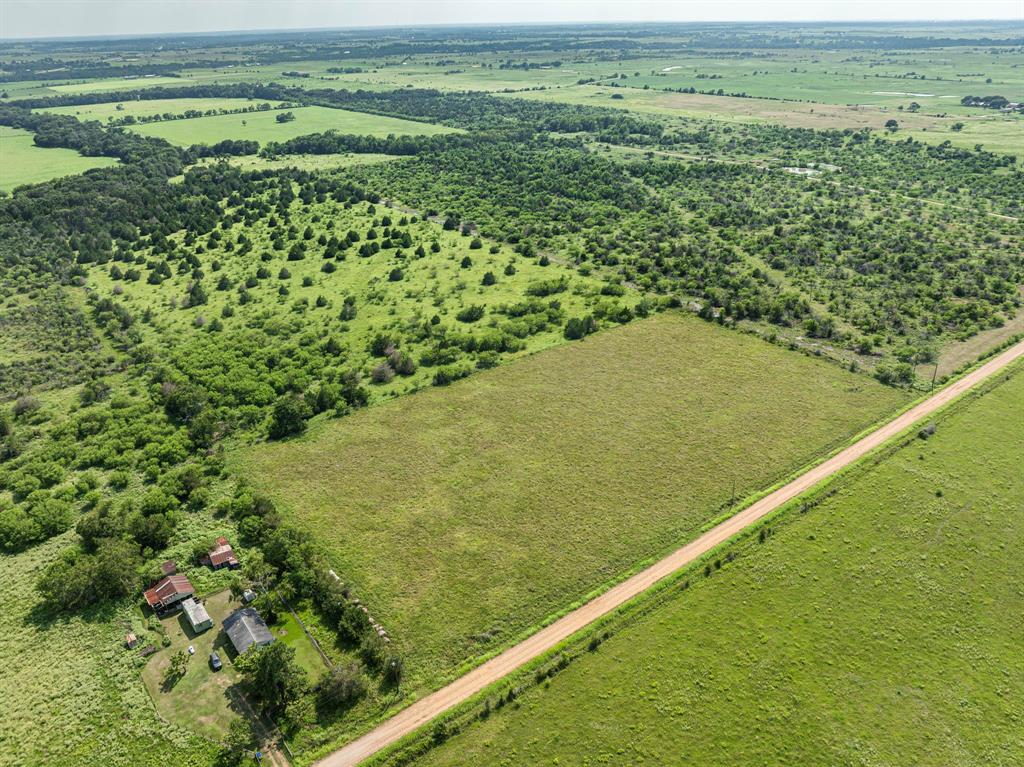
[181,598,213,633]
[159,560,177,576]
[203,537,240,570]
[242,588,257,604]
[125,632,139,649]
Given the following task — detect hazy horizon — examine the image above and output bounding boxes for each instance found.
[2,0,1021,41]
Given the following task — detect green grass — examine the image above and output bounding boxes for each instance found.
[0,533,218,766]
[0,125,118,191]
[49,76,187,93]
[274,607,331,682]
[235,312,908,694]
[128,105,455,146]
[39,96,285,121]
[412,364,1024,767]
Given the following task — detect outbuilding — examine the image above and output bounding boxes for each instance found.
[222,607,275,655]
[181,597,213,633]
[143,575,195,614]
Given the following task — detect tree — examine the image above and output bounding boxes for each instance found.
[885,119,899,132]
[275,111,296,123]
[235,642,308,716]
[218,718,256,766]
[164,650,188,685]
[317,662,367,712]
[268,395,310,439]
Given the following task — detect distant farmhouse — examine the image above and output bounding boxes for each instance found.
[181,597,213,633]
[201,537,240,570]
[143,575,195,615]
[223,607,275,654]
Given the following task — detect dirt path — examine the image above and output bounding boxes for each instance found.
[316,338,1024,767]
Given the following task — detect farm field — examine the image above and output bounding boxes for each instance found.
[128,105,455,146]
[236,312,909,692]
[39,96,287,121]
[504,85,1024,156]
[411,362,1024,767]
[0,125,118,191]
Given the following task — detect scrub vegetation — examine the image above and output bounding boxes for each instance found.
[0,19,1020,767]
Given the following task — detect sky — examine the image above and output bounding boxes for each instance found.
[1,0,1021,40]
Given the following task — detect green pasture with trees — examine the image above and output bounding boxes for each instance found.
[0,19,1021,767]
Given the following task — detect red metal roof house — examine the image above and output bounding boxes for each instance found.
[143,575,195,613]
[202,537,240,570]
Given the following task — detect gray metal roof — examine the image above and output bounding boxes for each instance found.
[181,597,211,630]
[222,607,275,654]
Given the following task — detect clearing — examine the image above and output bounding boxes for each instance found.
[128,105,455,146]
[236,312,908,695]
[411,356,1024,767]
[0,125,117,191]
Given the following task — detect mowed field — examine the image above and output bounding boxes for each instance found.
[0,125,118,191]
[506,86,1024,157]
[40,96,285,121]
[413,363,1024,767]
[128,105,455,146]
[236,313,908,690]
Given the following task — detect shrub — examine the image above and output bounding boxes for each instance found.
[12,396,41,418]
[456,305,485,323]
[371,362,395,384]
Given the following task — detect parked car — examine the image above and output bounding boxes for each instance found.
[210,651,222,671]
[187,644,195,655]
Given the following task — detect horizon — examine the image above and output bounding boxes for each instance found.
[2,0,1021,42]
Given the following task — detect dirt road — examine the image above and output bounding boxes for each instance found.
[316,338,1024,767]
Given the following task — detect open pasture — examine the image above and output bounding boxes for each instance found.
[128,104,455,146]
[236,312,908,692]
[413,363,1024,767]
[507,84,1024,156]
[39,96,286,121]
[0,125,118,191]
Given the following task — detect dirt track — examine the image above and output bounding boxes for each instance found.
[316,338,1024,767]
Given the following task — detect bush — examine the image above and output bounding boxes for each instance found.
[12,396,41,418]
[456,305,485,323]
[371,362,395,384]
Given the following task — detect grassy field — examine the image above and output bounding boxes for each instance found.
[413,363,1024,767]
[0,125,118,191]
[236,312,908,692]
[129,105,455,146]
[190,152,404,174]
[49,75,187,93]
[40,96,285,121]
[0,533,218,767]
[505,85,1024,156]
